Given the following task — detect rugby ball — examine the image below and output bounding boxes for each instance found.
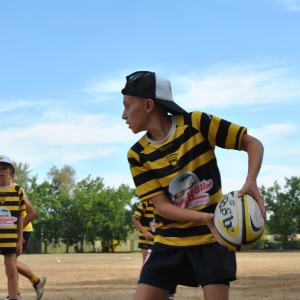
[214,191,264,251]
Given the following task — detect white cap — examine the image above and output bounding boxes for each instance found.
[0,155,12,165]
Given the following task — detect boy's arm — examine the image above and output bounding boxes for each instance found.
[150,194,224,245]
[23,194,36,228]
[132,216,154,241]
[17,213,23,256]
[238,133,266,220]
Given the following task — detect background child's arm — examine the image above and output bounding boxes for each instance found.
[132,216,154,241]
[238,133,266,220]
[151,194,224,245]
[17,213,23,256]
[23,194,36,228]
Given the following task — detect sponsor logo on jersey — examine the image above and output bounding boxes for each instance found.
[150,218,157,232]
[0,208,17,228]
[166,153,179,169]
[158,142,175,152]
[169,171,212,209]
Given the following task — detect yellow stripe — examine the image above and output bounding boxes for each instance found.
[159,148,216,187]
[0,233,18,238]
[140,190,164,202]
[154,233,216,247]
[225,123,239,149]
[0,243,17,247]
[137,178,163,198]
[138,239,154,245]
[238,128,247,150]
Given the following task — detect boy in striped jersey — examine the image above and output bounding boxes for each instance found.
[0,155,26,300]
[132,200,155,266]
[1,165,46,300]
[121,72,266,300]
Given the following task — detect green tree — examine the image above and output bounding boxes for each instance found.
[11,160,32,191]
[95,184,138,252]
[73,175,105,252]
[47,165,77,196]
[260,176,300,250]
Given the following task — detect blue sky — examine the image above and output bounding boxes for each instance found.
[1,0,299,193]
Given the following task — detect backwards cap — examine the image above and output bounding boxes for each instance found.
[121,71,186,115]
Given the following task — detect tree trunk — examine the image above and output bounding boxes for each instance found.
[80,236,85,252]
[284,235,289,250]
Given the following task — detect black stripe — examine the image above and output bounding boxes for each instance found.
[183,112,193,126]
[0,238,18,243]
[128,157,142,168]
[155,203,217,226]
[241,195,246,245]
[139,187,164,200]
[1,201,20,206]
[155,224,211,238]
[200,112,212,139]
[14,185,20,192]
[235,127,244,150]
[140,125,199,163]
[0,192,20,197]
[133,169,157,188]
[216,119,231,149]
[134,139,213,188]
[135,207,144,214]
[0,229,17,234]
[131,141,144,155]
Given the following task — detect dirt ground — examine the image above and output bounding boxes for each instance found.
[1,251,300,300]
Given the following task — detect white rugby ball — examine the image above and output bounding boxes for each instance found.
[214,191,264,251]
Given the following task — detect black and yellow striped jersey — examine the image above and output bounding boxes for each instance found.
[128,111,246,248]
[133,201,156,246]
[0,183,26,248]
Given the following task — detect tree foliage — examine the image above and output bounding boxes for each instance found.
[260,176,300,250]
[21,163,139,253]
[11,160,32,192]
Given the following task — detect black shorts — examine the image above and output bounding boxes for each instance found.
[139,243,152,250]
[140,242,236,288]
[23,231,32,252]
[0,247,17,256]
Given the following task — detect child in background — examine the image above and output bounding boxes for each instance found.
[0,155,26,300]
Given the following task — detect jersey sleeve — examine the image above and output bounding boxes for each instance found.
[133,202,146,219]
[128,147,165,202]
[192,111,247,150]
[18,187,26,213]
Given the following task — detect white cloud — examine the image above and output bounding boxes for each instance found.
[0,100,50,113]
[0,113,144,166]
[102,173,135,189]
[249,123,298,145]
[171,65,300,109]
[84,75,126,100]
[282,0,300,11]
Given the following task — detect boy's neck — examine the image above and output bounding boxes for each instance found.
[0,180,11,189]
[147,114,173,141]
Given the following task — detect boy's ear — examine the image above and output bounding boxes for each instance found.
[145,99,155,113]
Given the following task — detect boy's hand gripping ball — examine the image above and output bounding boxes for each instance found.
[214,191,265,251]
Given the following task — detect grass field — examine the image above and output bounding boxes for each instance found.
[1,252,299,300]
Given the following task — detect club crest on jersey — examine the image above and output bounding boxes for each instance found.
[169,171,213,209]
[166,153,179,169]
[0,197,5,205]
[0,207,17,228]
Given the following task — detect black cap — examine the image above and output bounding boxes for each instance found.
[121,71,187,115]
